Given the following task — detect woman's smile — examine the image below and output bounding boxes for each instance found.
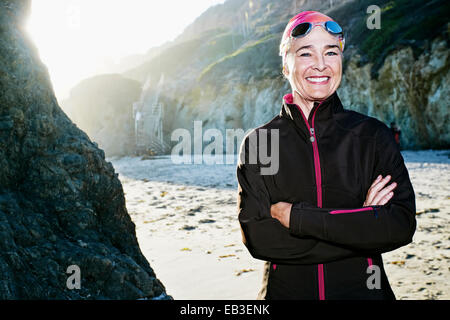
[305,76,331,84]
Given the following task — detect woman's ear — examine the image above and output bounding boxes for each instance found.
[283,64,290,78]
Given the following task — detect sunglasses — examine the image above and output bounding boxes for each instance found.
[290,21,344,38]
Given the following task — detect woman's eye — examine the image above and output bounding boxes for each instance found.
[297,51,338,57]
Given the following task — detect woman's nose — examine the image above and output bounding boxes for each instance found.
[313,55,326,71]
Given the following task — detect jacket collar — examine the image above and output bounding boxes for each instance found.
[279,91,344,135]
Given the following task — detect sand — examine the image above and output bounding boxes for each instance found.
[108,150,449,300]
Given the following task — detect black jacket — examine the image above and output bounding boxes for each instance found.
[236,91,416,300]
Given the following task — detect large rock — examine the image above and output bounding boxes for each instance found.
[0,0,170,299]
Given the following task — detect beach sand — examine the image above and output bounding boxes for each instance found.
[108,150,449,300]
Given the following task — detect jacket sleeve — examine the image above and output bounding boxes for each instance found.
[237,132,359,265]
[289,124,417,254]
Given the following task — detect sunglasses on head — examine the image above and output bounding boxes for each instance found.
[290,21,344,38]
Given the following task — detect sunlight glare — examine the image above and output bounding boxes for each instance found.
[25,0,225,102]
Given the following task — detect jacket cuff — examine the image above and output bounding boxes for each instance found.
[289,202,303,236]
[289,202,327,238]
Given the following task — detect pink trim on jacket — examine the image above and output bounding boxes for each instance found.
[329,207,374,214]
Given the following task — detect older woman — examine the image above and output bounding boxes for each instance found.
[237,11,416,300]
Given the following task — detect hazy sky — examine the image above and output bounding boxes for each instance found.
[25,0,226,102]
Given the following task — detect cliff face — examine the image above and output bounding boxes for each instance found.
[63,0,449,153]
[340,37,450,149]
[178,0,352,43]
[0,0,169,299]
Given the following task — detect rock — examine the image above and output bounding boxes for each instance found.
[180,225,197,231]
[199,219,216,224]
[0,0,170,300]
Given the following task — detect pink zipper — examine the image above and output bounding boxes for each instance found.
[296,100,325,300]
[296,104,323,208]
[317,263,325,300]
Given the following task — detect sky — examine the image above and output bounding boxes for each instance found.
[25,0,226,102]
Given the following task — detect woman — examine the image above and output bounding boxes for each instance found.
[236,11,416,300]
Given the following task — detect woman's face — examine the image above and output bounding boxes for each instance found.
[284,25,343,102]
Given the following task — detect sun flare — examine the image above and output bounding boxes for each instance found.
[25,0,225,102]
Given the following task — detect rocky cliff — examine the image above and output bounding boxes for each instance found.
[0,0,169,299]
[340,37,449,149]
[63,0,449,153]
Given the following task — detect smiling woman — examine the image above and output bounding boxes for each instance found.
[280,13,344,120]
[237,10,416,300]
[24,0,225,102]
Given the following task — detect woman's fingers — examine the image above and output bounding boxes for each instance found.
[364,175,398,206]
[376,186,396,205]
[366,175,391,205]
[371,182,397,205]
[370,175,382,188]
[373,175,391,192]
[377,191,394,206]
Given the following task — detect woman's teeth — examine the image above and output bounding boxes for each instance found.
[306,77,330,83]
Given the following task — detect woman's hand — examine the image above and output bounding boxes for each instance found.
[270,201,292,228]
[363,174,397,206]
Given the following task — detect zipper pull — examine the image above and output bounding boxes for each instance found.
[309,127,315,142]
